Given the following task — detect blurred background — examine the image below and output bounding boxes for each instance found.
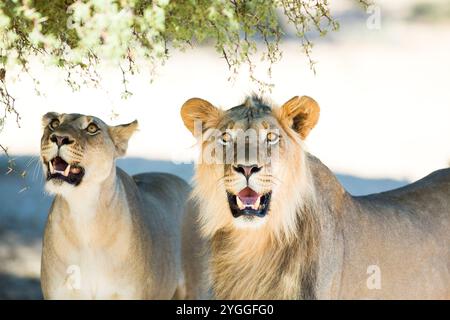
[1,0,450,299]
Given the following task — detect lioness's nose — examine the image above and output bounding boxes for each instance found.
[50,134,73,147]
[233,164,261,179]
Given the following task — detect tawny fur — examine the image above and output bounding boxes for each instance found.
[181,95,450,300]
[40,113,206,299]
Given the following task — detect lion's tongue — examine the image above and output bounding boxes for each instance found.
[237,187,260,208]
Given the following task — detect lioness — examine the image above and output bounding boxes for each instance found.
[40,113,204,299]
[181,95,450,299]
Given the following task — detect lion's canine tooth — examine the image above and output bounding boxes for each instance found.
[236,196,246,210]
[63,164,70,177]
[49,161,55,174]
[252,196,261,210]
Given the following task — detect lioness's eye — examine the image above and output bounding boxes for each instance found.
[267,132,279,145]
[49,119,60,131]
[86,123,100,134]
[219,132,232,146]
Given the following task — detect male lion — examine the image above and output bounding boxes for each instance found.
[181,95,450,299]
[40,113,205,299]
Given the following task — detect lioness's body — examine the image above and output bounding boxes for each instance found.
[41,170,189,299]
[40,113,204,299]
[181,95,450,300]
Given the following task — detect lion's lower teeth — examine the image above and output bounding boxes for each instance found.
[236,197,246,210]
[252,197,261,210]
[236,196,261,210]
[63,165,70,177]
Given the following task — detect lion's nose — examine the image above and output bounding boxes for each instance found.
[50,134,73,147]
[233,164,261,179]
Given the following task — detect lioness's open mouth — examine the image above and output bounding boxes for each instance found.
[46,156,85,185]
[227,187,272,218]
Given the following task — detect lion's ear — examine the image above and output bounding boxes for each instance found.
[279,96,320,139]
[108,120,138,157]
[42,112,60,127]
[180,98,222,135]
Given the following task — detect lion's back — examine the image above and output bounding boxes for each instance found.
[133,172,190,214]
[357,168,450,221]
[131,171,191,240]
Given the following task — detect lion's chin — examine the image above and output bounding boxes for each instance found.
[45,178,76,196]
[232,215,268,229]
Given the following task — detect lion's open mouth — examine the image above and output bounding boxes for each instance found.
[46,156,85,186]
[227,187,272,218]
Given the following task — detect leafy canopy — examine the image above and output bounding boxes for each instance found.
[0,0,369,142]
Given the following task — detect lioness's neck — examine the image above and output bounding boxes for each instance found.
[52,166,133,248]
[62,167,118,219]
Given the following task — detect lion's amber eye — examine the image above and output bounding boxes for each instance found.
[86,123,99,134]
[219,132,232,146]
[267,132,279,145]
[49,119,60,130]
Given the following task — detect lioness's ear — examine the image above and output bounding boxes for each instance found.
[109,120,138,157]
[279,96,320,139]
[42,112,59,127]
[180,98,222,135]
